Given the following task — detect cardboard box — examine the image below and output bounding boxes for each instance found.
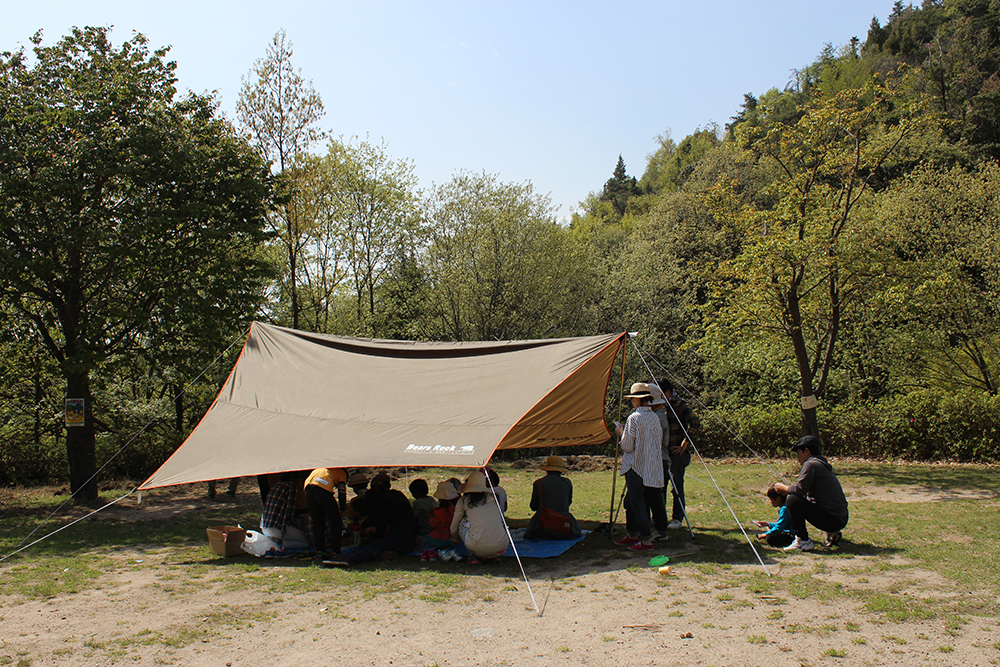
[206,525,247,557]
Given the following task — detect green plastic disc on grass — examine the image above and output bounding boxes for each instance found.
[648,555,670,567]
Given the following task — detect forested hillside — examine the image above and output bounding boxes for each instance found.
[2,2,998,492]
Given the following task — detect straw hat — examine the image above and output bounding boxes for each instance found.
[347,473,368,487]
[624,382,651,398]
[459,470,490,493]
[540,455,569,472]
[648,384,666,406]
[433,480,459,500]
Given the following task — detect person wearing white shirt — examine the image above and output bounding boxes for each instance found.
[614,382,666,551]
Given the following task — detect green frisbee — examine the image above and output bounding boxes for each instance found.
[648,555,670,567]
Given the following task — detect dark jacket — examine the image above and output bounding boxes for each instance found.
[524,472,582,539]
[787,455,849,520]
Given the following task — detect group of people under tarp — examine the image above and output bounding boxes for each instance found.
[251,456,584,566]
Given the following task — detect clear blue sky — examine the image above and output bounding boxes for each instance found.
[3,1,892,219]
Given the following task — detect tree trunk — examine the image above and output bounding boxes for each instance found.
[174,383,185,432]
[787,286,820,438]
[800,405,819,438]
[288,207,300,330]
[65,369,99,502]
[33,336,42,447]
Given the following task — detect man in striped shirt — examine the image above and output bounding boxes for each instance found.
[614,382,667,551]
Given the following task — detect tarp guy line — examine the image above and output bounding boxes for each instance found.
[483,467,541,615]
[9,326,251,555]
[645,353,788,484]
[1,490,136,563]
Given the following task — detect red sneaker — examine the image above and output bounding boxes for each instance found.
[628,542,654,551]
[614,536,640,546]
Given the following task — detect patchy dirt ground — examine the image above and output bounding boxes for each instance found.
[3,471,999,666]
[3,544,1000,667]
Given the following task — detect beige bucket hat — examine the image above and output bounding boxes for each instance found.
[540,455,569,472]
[459,470,490,493]
[433,480,459,500]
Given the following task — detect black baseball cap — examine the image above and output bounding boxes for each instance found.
[791,435,821,455]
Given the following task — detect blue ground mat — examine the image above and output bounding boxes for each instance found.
[501,528,589,558]
[255,528,590,560]
[411,528,589,559]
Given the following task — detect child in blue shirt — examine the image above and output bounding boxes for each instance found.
[754,484,795,548]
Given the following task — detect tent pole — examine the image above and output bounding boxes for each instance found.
[606,337,628,537]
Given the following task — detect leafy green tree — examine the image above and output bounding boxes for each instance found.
[286,153,350,333]
[237,29,324,329]
[322,137,422,334]
[638,132,677,195]
[874,162,1000,394]
[860,0,1000,161]
[703,76,935,437]
[726,87,809,139]
[371,248,432,340]
[640,128,721,195]
[0,28,274,499]
[424,172,597,340]
[0,319,64,485]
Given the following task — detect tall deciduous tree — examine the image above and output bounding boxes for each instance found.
[237,29,324,329]
[703,76,934,437]
[0,27,274,500]
[424,172,596,341]
[874,163,1000,395]
[323,137,422,334]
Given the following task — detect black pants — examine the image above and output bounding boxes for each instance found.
[785,494,848,540]
[305,485,342,553]
[345,523,417,563]
[664,452,690,521]
[766,531,794,548]
[644,486,670,534]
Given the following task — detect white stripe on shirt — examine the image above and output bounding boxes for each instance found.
[619,406,664,487]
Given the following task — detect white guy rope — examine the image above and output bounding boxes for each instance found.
[9,326,251,554]
[482,467,541,615]
[629,339,772,576]
[646,354,788,484]
[2,490,136,563]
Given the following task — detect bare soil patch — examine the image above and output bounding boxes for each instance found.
[4,545,999,667]
[3,469,999,666]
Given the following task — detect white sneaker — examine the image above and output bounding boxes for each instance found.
[667,519,683,530]
[783,536,815,552]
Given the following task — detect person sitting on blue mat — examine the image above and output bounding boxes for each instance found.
[451,470,508,564]
[524,456,582,540]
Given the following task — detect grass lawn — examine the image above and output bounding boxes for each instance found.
[2,458,998,622]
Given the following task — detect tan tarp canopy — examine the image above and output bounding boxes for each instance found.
[140,323,626,489]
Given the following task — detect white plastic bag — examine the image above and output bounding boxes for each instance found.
[241,529,281,557]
